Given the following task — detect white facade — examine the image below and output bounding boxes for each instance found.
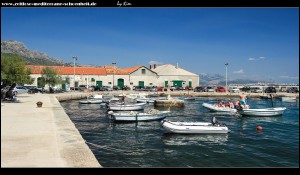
[27,64,199,89]
[151,64,199,87]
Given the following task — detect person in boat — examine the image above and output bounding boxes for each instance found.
[239,93,247,105]
[121,95,125,104]
[218,101,225,107]
[235,100,241,109]
[228,100,234,109]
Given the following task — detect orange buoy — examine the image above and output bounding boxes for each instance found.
[257,125,263,131]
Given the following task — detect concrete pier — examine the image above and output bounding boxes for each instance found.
[1,93,101,167]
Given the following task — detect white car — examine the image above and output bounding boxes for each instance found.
[229,87,240,93]
[14,86,29,95]
[251,87,263,93]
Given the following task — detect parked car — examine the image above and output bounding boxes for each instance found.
[133,86,144,91]
[122,85,131,90]
[206,86,215,92]
[156,86,164,91]
[175,86,184,91]
[91,85,100,91]
[144,86,156,91]
[250,87,263,93]
[216,86,226,92]
[79,85,87,91]
[194,86,206,92]
[240,86,251,92]
[14,86,29,95]
[185,86,193,91]
[264,87,277,93]
[228,87,240,93]
[101,86,113,91]
[113,86,121,90]
[287,87,299,93]
[28,88,43,94]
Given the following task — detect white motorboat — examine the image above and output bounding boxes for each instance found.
[281,96,297,102]
[202,103,237,113]
[107,109,170,121]
[108,103,146,111]
[184,97,196,100]
[161,117,230,134]
[136,97,156,103]
[79,99,103,104]
[88,94,103,99]
[238,107,287,116]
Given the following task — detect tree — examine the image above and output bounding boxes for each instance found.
[41,67,62,89]
[1,53,34,85]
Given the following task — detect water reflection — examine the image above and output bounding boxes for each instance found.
[161,133,228,146]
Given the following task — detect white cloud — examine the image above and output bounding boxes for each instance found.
[279,75,299,79]
[149,60,163,65]
[233,69,244,74]
[248,57,266,61]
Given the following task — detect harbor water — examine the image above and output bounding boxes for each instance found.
[60,97,299,167]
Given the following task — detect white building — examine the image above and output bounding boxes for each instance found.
[26,63,199,89]
[151,64,199,88]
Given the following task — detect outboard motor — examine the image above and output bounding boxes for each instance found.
[211,117,217,126]
[107,111,114,115]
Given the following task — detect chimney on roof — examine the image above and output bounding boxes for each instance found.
[176,63,179,69]
[150,64,152,69]
[154,64,157,69]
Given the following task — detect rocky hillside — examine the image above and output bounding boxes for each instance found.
[1,40,68,66]
[200,73,264,85]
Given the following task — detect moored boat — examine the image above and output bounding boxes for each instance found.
[281,96,297,102]
[108,103,146,111]
[184,97,196,100]
[238,107,287,116]
[202,103,237,113]
[107,109,170,121]
[161,117,230,134]
[79,99,103,104]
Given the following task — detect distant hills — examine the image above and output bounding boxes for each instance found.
[2,40,269,85]
[1,40,69,66]
[199,73,266,85]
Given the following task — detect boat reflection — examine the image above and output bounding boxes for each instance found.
[161,133,228,146]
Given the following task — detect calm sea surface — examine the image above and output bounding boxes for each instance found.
[60,97,299,167]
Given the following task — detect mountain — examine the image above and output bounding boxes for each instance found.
[199,73,268,85]
[1,40,69,66]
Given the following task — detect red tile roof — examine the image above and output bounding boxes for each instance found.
[26,65,152,75]
[123,65,143,74]
[104,65,128,75]
[26,65,107,75]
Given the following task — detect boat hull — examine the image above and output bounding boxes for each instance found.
[79,99,103,104]
[202,103,237,113]
[108,103,146,111]
[111,111,170,121]
[161,120,230,134]
[239,107,287,116]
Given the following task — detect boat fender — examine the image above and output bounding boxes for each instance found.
[257,125,262,131]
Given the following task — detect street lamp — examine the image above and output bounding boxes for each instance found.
[112,62,116,89]
[225,63,229,93]
[72,56,78,92]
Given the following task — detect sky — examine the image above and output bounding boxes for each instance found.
[1,8,299,84]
